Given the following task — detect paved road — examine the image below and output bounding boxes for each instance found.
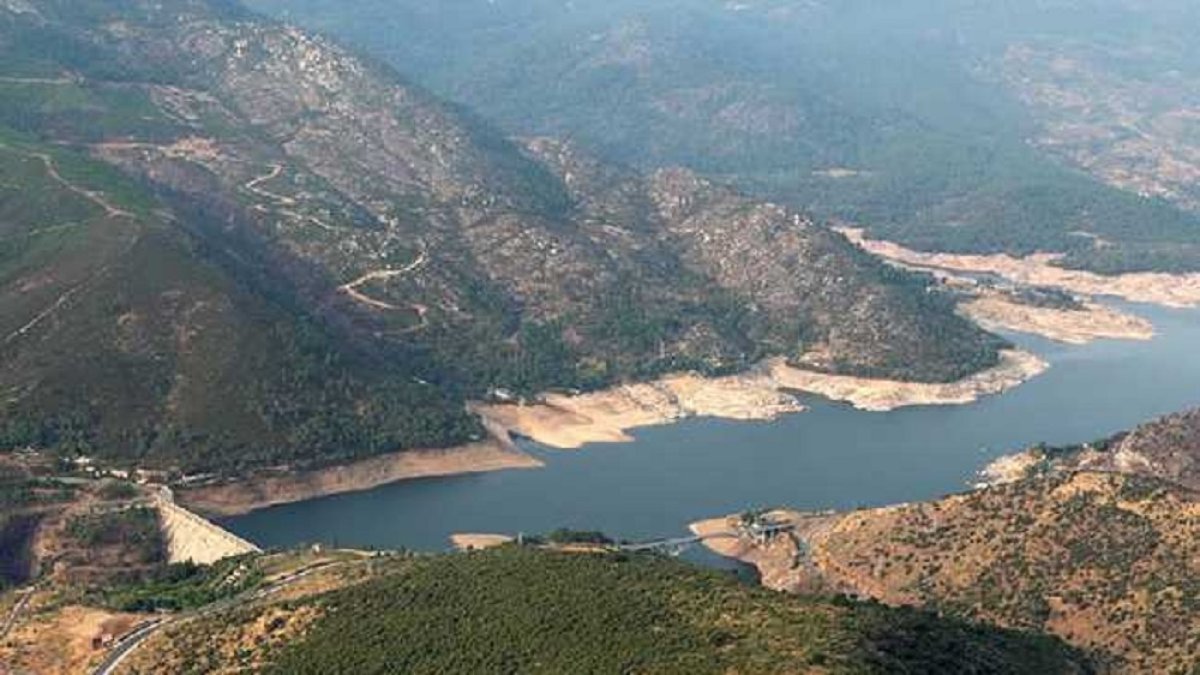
[90,561,343,675]
[0,588,35,640]
[618,534,722,553]
[617,523,794,553]
[92,619,164,675]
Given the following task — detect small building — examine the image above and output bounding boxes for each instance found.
[488,388,516,403]
[91,633,115,650]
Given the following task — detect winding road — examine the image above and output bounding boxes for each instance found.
[243,163,342,232]
[91,619,164,675]
[338,247,432,332]
[89,560,345,675]
[30,151,134,220]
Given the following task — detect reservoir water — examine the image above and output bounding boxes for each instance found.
[224,301,1200,554]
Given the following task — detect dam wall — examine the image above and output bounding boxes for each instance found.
[155,490,261,565]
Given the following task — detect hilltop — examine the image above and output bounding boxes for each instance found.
[0,0,1000,474]
[698,418,1200,674]
[115,546,1089,675]
[1058,408,1200,491]
[809,474,1196,673]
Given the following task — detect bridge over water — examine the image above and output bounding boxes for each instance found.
[616,522,795,556]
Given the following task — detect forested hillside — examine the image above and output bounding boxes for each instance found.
[0,130,475,471]
[0,0,998,473]
[125,547,1090,674]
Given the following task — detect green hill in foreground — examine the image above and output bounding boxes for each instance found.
[128,547,1090,674]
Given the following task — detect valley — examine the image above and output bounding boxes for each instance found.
[1,1,1199,673]
[225,300,1200,556]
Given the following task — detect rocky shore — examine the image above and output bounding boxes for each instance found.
[959,293,1155,344]
[839,227,1200,309]
[474,350,1047,449]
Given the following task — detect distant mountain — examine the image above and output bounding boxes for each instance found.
[0,0,999,473]
[248,0,1200,274]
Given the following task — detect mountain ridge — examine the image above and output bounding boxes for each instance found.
[248,0,1200,274]
[0,0,1000,474]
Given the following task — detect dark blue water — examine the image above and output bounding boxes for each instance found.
[225,301,1200,554]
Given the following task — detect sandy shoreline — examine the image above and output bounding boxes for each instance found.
[692,506,924,597]
[690,512,843,593]
[767,350,1046,412]
[473,372,804,450]
[449,533,514,551]
[958,293,1155,345]
[976,450,1047,487]
[839,227,1200,309]
[475,350,1047,449]
[179,438,543,517]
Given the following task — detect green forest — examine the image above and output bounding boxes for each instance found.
[264,547,1087,674]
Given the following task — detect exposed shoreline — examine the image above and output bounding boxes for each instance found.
[449,533,514,551]
[690,512,842,593]
[692,505,938,597]
[476,349,1047,450]
[958,293,1155,345]
[838,227,1200,309]
[472,371,805,450]
[184,349,1045,517]
[178,230,1172,520]
[767,349,1046,412]
[178,436,543,517]
[189,228,1153,518]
